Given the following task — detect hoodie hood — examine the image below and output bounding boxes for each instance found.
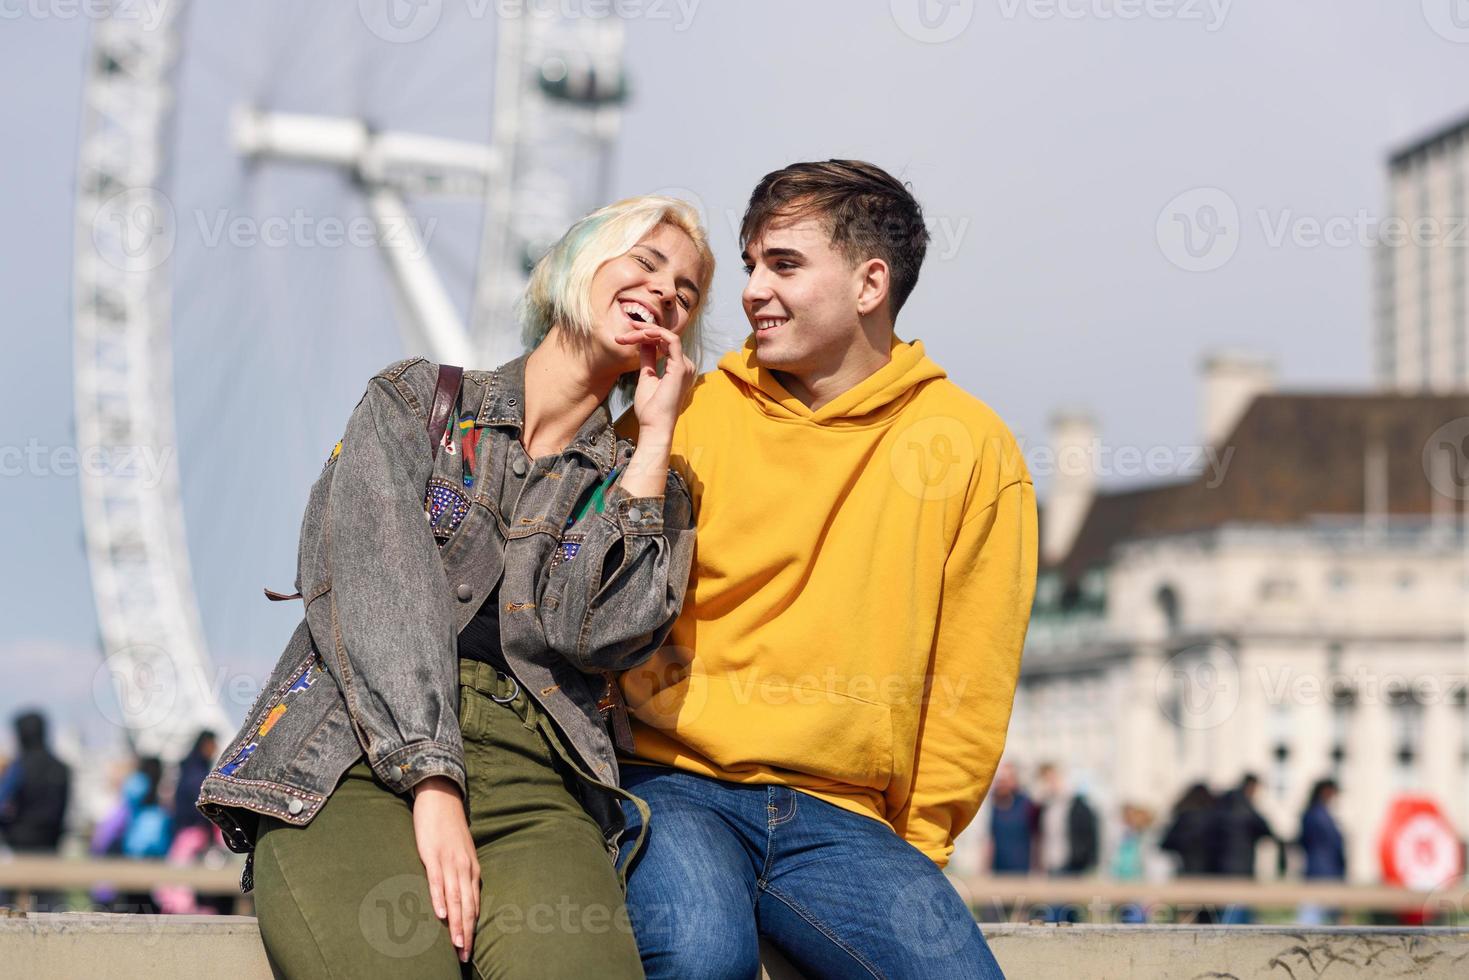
[717,335,946,426]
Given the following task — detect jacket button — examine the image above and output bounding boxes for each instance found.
[627,507,643,522]
[511,457,528,477]
[456,584,474,602]
[287,798,304,816]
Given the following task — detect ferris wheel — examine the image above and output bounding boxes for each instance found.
[73,1,628,760]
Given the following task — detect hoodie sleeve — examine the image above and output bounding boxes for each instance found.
[888,477,1039,867]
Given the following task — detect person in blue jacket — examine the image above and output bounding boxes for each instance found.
[1297,778,1345,925]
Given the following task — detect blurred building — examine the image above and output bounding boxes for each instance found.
[1016,352,1469,883]
[1376,110,1469,393]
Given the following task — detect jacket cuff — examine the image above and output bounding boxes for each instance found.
[373,740,467,798]
[602,483,665,535]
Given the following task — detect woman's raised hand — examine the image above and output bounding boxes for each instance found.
[411,776,480,965]
[615,325,695,441]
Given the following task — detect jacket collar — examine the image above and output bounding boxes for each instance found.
[473,352,618,472]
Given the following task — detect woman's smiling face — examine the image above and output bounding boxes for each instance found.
[586,222,706,369]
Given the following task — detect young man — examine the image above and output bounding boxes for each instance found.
[615,160,1037,979]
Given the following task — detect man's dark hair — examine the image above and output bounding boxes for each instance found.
[740,159,931,318]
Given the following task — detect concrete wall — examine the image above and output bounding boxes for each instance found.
[3,913,1467,979]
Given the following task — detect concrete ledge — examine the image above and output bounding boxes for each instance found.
[2,914,1467,979]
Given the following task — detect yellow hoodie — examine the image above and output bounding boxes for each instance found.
[618,336,1037,867]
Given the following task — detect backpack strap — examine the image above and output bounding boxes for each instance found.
[264,363,465,603]
[427,363,464,460]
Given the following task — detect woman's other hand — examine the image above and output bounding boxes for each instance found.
[411,776,480,964]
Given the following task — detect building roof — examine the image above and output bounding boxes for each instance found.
[1389,109,1469,168]
[1046,391,1469,582]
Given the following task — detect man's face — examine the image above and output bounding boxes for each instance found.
[741,215,864,375]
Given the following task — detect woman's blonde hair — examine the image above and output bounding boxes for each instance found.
[519,195,715,364]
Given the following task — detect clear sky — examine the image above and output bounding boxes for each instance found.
[4,1,1469,748]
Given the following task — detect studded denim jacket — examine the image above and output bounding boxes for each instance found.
[196,354,694,888]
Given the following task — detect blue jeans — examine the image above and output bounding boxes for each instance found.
[617,765,1005,980]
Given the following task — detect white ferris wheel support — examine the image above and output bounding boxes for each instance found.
[73,0,227,760]
[74,3,627,760]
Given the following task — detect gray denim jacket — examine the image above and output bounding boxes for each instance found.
[196,354,694,887]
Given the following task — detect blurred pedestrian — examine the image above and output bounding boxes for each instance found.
[1160,783,1216,924]
[0,710,71,911]
[988,762,1036,874]
[1296,778,1345,925]
[1112,804,1155,924]
[91,756,171,913]
[172,731,217,834]
[1213,773,1276,924]
[0,710,71,852]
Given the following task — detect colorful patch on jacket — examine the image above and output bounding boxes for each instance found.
[558,540,581,564]
[566,466,621,529]
[425,479,471,541]
[287,667,315,694]
[217,742,257,777]
[459,412,482,489]
[258,703,288,737]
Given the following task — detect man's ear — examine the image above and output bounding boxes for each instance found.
[855,257,891,317]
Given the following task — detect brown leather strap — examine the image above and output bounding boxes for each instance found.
[427,363,464,460]
[263,587,302,602]
[597,673,636,754]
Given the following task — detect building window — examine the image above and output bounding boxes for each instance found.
[1329,683,1356,781]
[1327,568,1352,592]
[1156,584,1181,635]
[1388,684,1425,791]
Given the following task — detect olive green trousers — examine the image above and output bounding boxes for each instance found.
[251,659,645,979]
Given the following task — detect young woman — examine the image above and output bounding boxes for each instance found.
[197,196,713,978]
